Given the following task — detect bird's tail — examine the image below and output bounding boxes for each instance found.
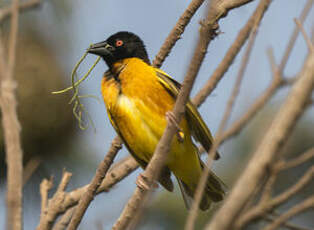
[176,165,226,211]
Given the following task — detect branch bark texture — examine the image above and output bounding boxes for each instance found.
[0,0,23,230]
[36,157,138,230]
[66,136,122,230]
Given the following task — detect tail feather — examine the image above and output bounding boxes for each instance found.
[176,177,193,209]
[176,168,226,211]
[201,160,226,201]
[176,177,213,211]
[158,166,174,192]
[205,173,225,202]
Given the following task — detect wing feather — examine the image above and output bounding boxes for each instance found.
[155,69,220,160]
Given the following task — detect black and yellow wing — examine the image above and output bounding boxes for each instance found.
[155,69,220,160]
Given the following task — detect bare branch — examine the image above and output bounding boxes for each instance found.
[206,46,314,230]
[37,172,72,230]
[51,207,75,230]
[64,157,138,207]
[278,0,313,71]
[259,171,277,204]
[221,72,282,141]
[39,178,53,220]
[264,214,313,230]
[0,1,24,229]
[152,0,206,68]
[235,166,314,228]
[270,166,314,210]
[56,171,72,193]
[23,156,42,186]
[66,137,122,230]
[262,196,314,230]
[219,0,255,11]
[276,147,314,170]
[294,18,314,53]
[8,1,19,76]
[36,157,138,230]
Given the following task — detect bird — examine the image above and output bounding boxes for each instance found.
[87,31,225,210]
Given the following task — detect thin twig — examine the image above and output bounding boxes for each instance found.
[220,47,283,141]
[262,196,314,230]
[66,137,122,230]
[278,0,314,72]
[40,178,53,220]
[36,157,139,230]
[294,18,314,53]
[8,1,19,76]
[37,172,72,230]
[276,147,314,171]
[235,166,314,228]
[268,166,314,213]
[220,0,255,11]
[23,156,42,186]
[206,50,314,230]
[263,214,313,230]
[0,33,6,75]
[259,166,278,204]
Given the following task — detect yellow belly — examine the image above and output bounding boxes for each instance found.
[113,94,165,162]
[110,94,201,187]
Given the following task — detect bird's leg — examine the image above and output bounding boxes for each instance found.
[136,173,159,190]
[166,111,184,142]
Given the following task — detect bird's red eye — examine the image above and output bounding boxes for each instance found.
[115,40,123,47]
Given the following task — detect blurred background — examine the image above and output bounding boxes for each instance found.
[0,0,313,229]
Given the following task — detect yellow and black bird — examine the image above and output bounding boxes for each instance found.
[87,31,225,210]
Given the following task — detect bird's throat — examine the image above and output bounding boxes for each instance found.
[108,61,127,82]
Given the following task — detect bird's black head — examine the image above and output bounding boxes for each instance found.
[87,31,150,68]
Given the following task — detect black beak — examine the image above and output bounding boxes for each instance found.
[87,41,114,56]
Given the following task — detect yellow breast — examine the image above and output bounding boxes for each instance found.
[101,58,175,161]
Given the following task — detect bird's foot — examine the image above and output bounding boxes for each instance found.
[136,173,158,190]
[166,111,184,142]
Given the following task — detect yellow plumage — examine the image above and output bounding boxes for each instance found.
[101,57,224,210]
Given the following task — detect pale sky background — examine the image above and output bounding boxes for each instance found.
[0,0,313,229]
